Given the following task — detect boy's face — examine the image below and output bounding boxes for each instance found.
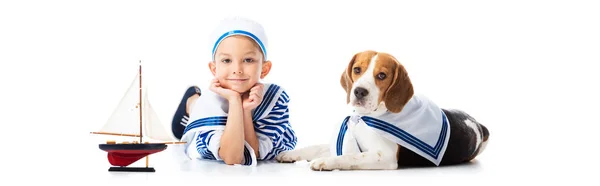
[209,35,272,94]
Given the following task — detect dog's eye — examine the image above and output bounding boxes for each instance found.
[353,67,361,74]
[377,72,386,80]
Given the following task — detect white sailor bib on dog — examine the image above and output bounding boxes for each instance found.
[181,83,297,166]
[332,94,451,166]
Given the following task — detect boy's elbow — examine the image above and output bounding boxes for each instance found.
[219,149,243,165]
[222,155,243,165]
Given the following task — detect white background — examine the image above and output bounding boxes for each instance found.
[1,0,599,185]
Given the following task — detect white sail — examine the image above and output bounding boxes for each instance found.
[97,74,142,136]
[94,65,179,143]
[142,88,178,142]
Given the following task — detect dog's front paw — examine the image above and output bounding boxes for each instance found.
[275,150,304,163]
[310,157,336,171]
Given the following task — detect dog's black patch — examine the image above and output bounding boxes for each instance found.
[397,108,489,167]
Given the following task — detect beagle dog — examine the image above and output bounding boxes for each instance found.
[276,50,490,171]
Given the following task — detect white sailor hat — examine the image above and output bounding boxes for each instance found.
[209,16,269,61]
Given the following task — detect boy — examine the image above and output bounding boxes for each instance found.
[171,17,297,166]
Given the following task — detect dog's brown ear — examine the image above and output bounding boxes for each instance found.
[341,53,358,104]
[384,60,414,113]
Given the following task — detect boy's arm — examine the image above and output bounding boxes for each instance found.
[243,111,260,157]
[218,97,245,165]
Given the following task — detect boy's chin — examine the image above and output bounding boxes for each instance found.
[228,86,251,94]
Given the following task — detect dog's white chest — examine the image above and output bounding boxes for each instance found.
[349,116,398,155]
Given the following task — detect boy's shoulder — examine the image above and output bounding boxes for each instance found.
[262,82,286,91]
[261,82,290,100]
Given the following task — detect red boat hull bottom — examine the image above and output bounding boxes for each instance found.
[99,143,168,167]
[106,149,165,166]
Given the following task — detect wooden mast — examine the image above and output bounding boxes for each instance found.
[139,60,143,143]
[139,60,149,168]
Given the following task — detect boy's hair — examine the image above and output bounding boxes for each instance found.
[209,16,269,62]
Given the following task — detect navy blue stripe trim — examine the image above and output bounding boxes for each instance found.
[361,111,448,159]
[253,85,280,121]
[243,146,252,165]
[335,116,351,156]
[183,116,227,134]
[212,30,267,60]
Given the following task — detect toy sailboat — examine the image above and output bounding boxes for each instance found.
[90,61,185,172]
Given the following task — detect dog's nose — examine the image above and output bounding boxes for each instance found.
[354,87,369,99]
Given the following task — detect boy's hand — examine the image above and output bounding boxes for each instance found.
[209,78,241,101]
[242,83,264,111]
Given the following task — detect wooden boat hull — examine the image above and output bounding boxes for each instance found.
[99,143,167,167]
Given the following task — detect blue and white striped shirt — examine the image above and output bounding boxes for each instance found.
[181,83,297,166]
